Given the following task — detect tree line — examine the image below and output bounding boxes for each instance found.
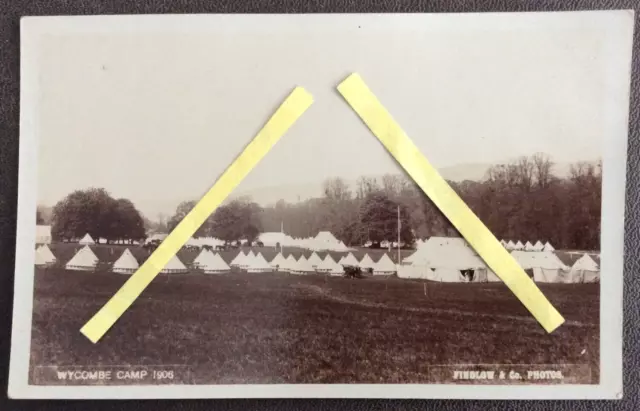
[164,185,414,247]
[257,153,601,251]
[45,153,602,251]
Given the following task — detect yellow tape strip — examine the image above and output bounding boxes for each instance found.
[81,87,314,343]
[337,73,564,333]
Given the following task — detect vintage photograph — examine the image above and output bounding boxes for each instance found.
[10,12,632,399]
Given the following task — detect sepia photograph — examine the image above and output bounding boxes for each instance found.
[10,11,632,399]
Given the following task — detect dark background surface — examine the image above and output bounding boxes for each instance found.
[0,1,638,410]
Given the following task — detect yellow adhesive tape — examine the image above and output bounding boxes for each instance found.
[337,73,564,333]
[81,87,314,343]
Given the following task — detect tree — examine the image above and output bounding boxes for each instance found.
[323,177,351,201]
[356,176,379,199]
[381,174,404,200]
[167,201,197,232]
[209,198,263,244]
[532,152,554,189]
[111,199,146,243]
[51,188,111,241]
[359,191,413,246]
[51,188,146,243]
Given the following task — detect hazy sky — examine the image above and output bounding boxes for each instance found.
[35,14,618,218]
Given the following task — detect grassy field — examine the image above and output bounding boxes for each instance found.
[29,266,599,385]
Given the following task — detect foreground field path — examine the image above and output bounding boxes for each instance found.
[293,283,598,329]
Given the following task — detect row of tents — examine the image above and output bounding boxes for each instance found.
[74,231,353,253]
[35,236,600,283]
[257,231,351,252]
[499,240,555,252]
[35,244,397,276]
[150,231,353,252]
[398,237,599,283]
[39,229,554,257]
[229,249,396,275]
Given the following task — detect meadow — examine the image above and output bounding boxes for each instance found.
[29,258,600,385]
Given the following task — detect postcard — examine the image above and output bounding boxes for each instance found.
[9,11,633,399]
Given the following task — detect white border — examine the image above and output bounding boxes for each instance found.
[9,11,634,399]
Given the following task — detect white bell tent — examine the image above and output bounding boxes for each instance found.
[160,255,188,274]
[372,254,396,275]
[200,251,231,274]
[112,248,139,274]
[570,254,600,283]
[78,233,95,245]
[66,246,98,271]
[307,252,323,269]
[35,244,57,266]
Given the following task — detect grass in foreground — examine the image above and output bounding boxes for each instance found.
[29,268,599,384]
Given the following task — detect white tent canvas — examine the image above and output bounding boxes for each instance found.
[402,252,418,264]
[359,254,375,271]
[291,255,314,274]
[524,241,535,251]
[402,239,432,263]
[397,264,431,279]
[570,254,600,283]
[511,250,567,270]
[431,267,466,282]
[329,262,344,276]
[506,240,516,250]
[334,241,350,251]
[66,246,98,271]
[486,269,501,282]
[315,231,339,244]
[258,232,290,247]
[247,253,273,273]
[533,240,545,251]
[230,251,248,269]
[511,250,568,283]
[281,254,298,273]
[78,233,95,245]
[514,241,524,250]
[200,251,230,274]
[269,252,287,270]
[36,225,52,244]
[160,255,188,273]
[408,237,486,271]
[192,249,209,268]
[112,248,139,274]
[470,268,488,282]
[307,252,323,269]
[317,254,337,273]
[35,244,56,266]
[317,254,344,276]
[340,252,359,267]
[543,242,555,252]
[373,254,396,275]
[530,267,567,283]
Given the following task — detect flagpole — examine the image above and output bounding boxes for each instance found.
[397,206,401,264]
